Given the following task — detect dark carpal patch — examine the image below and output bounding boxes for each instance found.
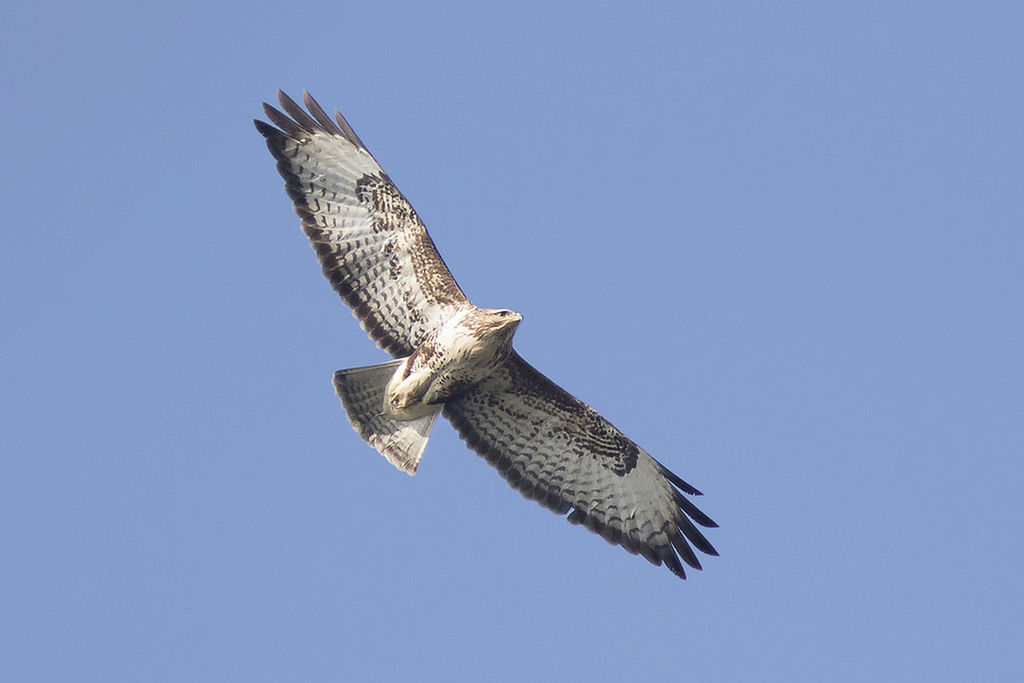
[355,173,466,307]
[577,425,639,477]
[509,355,638,476]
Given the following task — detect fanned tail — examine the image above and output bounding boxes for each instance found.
[332,360,441,474]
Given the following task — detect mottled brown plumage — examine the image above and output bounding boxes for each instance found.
[256,91,718,579]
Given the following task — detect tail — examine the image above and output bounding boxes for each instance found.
[332,360,441,475]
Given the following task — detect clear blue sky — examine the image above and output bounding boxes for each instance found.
[3,2,1022,680]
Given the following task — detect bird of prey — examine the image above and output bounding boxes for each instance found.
[255,91,718,579]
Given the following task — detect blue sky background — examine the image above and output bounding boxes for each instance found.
[3,2,1023,680]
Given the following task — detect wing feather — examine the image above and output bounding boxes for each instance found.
[443,352,718,579]
[255,91,469,357]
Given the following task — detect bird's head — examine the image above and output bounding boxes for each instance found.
[482,308,522,339]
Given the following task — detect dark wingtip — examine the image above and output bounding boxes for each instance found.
[679,517,718,558]
[674,491,718,529]
[302,91,343,135]
[276,89,295,109]
[666,560,688,580]
[275,90,320,133]
[253,118,276,137]
[332,107,370,151]
[261,102,308,139]
[659,463,704,496]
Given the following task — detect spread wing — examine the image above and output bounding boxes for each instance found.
[443,353,719,579]
[255,91,468,357]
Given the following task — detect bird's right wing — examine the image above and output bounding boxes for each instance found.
[255,91,469,357]
[443,352,718,579]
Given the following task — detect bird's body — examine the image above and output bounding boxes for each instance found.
[385,307,521,420]
[256,91,718,579]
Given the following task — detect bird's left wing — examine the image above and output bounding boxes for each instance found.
[255,91,468,357]
[443,352,718,579]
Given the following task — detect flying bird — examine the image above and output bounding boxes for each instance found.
[255,91,718,579]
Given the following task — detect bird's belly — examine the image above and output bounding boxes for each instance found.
[383,353,492,421]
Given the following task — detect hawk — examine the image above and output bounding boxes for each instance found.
[255,91,718,579]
